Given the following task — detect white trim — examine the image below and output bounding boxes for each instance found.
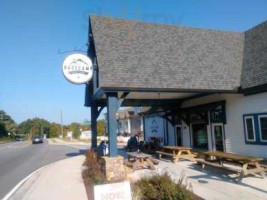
[258,115,267,142]
[244,116,256,142]
[211,123,225,152]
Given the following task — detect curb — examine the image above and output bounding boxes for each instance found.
[2,156,83,200]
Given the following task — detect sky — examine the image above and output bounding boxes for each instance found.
[0,0,267,125]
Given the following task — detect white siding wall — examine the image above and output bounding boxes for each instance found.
[118,119,128,133]
[167,121,175,146]
[182,121,191,147]
[130,118,141,134]
[182,92,267,158]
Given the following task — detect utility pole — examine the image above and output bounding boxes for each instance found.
[60,109,63,138]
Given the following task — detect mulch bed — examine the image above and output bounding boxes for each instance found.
[82,174,204,200]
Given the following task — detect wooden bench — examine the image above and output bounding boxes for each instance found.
[156,146,196,163]
[197,151,267,178]
[127,152,156,171]
[196,159,241,173]
[156,151,175,160]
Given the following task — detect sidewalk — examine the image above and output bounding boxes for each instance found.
[48,138,91,146]
[48,138,127,148]
[10,155,87,200]
[131,159,267,200]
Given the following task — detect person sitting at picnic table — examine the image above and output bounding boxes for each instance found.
[98,141,107,156]
[127,132,141,152]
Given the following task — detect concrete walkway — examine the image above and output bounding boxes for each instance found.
[131,159,267,200]
[10,155,87,200]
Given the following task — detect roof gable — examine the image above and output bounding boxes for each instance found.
[90,16,245,92]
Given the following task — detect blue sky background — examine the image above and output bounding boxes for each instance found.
[0,0,267,124]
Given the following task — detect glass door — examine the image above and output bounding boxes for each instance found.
[212,123,225,151]
[192,123,208,150]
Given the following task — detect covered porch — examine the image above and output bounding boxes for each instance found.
[85,85,226,157]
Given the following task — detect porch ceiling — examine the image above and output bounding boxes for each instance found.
[101,92,198,100]
[88,88,209,107]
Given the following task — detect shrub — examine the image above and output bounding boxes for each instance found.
[134,173,192,200]
[83,150,105,184]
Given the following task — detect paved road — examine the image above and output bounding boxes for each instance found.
[0,140,89,199]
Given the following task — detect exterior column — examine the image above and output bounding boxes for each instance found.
[107,93,118,157]
[127,119,131,134]
[91,101,98,149]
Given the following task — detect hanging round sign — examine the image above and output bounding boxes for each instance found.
[62,53,93,84]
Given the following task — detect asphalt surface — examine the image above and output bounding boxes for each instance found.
[0,140,89,199]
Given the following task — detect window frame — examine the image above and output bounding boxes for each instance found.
[244,116,256,142]
[258,115,267,142]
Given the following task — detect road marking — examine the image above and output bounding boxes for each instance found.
[2,156,80,200]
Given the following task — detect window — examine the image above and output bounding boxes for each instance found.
[258,115,267,142]
[244,116,256,142]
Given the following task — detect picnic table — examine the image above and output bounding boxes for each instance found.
[156,146,195,163]
[126,152,156,171]
[196,151,267,178]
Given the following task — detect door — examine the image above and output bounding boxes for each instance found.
[191,123,208,150]
[212,123,225,151]
[175,125,182,146]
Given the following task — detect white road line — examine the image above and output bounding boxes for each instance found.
[2,157,75,200]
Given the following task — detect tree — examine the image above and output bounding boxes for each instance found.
[97,119,106,136]
[0,122,7,137]
[0,110,17,137]
[69,122,81,139]
[18,118,50,137]
[49,122,61,138]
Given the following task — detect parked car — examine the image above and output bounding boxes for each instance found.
[15,135,24,141]
[32,135,43,144]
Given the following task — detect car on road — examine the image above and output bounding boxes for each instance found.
[32,135,43,144]
[15,135,24,141]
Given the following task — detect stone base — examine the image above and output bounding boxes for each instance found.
[100,156,127,182]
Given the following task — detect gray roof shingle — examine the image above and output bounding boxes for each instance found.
[89,16,265,92]
[241,21,267,89]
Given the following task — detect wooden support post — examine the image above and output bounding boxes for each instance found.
[91,101,98,149]
[107,93,118,157]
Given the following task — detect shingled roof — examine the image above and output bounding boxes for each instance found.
[241,21,267,90]
[89,15,266,93]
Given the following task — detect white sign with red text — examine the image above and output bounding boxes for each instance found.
[94,181,132,200]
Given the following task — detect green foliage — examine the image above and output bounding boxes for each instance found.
[0,122,8,137]
[0,109,91,139]
[69,122,81,139]
[18,118,50,137]
[0,110,17,137]
[97,119,106,136]
[50,122,61,138]
[134,173,193,200]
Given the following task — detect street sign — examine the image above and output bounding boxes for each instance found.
[94,181,132,200]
